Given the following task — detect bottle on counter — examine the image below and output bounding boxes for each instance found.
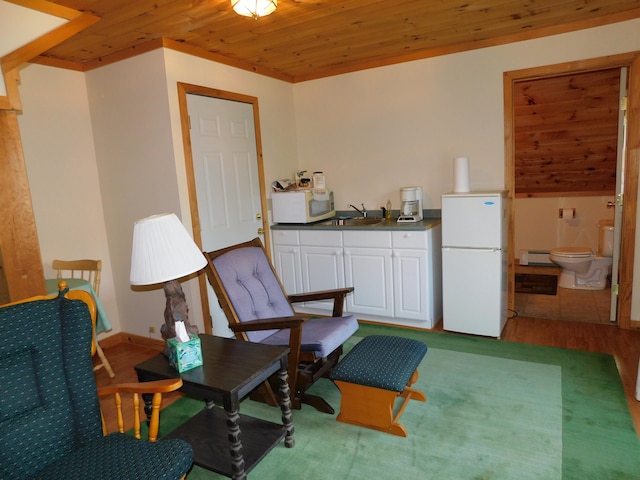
[385,200,392,221]
[313,171,326,190]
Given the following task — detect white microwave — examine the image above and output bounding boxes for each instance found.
[272,190,335,224]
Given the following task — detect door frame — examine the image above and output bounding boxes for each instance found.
[504,51,640,329]
[177,82,270,334]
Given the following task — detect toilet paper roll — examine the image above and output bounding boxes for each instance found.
[453,157,470,192]
[560,208,575,219]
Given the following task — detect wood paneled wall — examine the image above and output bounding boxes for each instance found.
[0,2,99,303]
[514,68,621,197]
[0,111,46,302]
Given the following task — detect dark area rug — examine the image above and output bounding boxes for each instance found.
[515,273,558,295]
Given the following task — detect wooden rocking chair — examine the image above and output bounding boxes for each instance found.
[204,237,359,413]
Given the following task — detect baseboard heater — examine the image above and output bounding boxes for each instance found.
[519,249,554,266]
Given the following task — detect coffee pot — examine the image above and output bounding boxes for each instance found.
[397,186,423,223]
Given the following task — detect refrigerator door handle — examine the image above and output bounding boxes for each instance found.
[442,247,501,253]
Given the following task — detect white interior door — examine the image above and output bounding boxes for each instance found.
[187,93,262,249]
[610,67,628,322]
[186,93,263,335]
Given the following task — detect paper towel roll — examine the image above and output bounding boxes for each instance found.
[453,157,470,192]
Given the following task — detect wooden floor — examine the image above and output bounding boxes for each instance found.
[95,316,640,438]
[95,343,184,436]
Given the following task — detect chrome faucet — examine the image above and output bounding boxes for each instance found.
[349,203,368,217]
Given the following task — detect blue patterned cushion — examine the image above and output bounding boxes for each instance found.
[0,295,89,478]
[0,293,193,479]
[331,335,428,392]
[261,314,359,358]
[30,433,193,480]
[0,349,43,422]
[213,246,360,356]
[213,247,295,343]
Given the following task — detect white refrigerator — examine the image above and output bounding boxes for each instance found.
[441,191,508,337]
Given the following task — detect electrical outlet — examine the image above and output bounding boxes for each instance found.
[149,326,156,335]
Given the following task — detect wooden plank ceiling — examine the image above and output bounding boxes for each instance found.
[32,1,640,82]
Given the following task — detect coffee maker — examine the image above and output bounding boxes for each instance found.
[397,186,423,223]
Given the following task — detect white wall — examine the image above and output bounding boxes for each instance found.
[18,50,297,339]
[514,196,615,255]
[161,50,298,335]
[17,63,121,336]
[292,18,640,318]
[0,1,66,96]
[84,50,181,339]
[82,49,297,338]
[293,19,640,211]
[161,49,299,225]
[16,18,640,333]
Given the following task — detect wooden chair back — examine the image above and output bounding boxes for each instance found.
[4,280,97,356]
[51,259,114,378]
[52,259,102,295]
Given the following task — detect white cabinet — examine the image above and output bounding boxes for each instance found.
[391,227,442,325]
[272,230,302,295]
[299,230,345,310]
[343,231,394,317]
[393,248,428,320]
[271,224,442,329]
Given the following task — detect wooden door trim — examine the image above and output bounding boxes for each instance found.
[504,51,640,329]
[176,82,269,334]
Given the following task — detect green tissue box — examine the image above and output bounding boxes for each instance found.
[167,335,203,372]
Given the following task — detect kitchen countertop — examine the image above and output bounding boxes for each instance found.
[271,210,441,231]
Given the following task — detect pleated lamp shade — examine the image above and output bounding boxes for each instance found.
[130,213,207,286]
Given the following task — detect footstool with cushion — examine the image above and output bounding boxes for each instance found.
[330,335,428,437]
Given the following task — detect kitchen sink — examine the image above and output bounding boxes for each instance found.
[320,217,384,226]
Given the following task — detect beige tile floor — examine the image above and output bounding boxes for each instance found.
[515,286,613,324]
[513,262,614,324]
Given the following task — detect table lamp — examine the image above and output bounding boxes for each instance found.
[130,213,207,347]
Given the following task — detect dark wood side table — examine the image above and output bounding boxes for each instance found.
[135,334,294,480]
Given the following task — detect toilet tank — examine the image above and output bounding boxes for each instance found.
[597,219,614,257]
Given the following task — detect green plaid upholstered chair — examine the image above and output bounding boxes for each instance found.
[0,285,193,479]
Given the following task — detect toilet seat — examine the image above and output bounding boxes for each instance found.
[550,247,594,258]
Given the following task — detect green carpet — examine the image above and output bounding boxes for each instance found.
[155,324,640,479]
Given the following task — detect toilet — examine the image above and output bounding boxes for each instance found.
[549,219,614,290]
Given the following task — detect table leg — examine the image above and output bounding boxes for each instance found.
[225,408,247,480]
[277,368,295,448]
[141,392,153,425]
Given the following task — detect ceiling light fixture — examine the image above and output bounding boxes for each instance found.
[231,0,277,19]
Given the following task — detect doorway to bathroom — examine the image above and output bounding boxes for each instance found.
[504,52,640,328]
[514,263,613,324]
